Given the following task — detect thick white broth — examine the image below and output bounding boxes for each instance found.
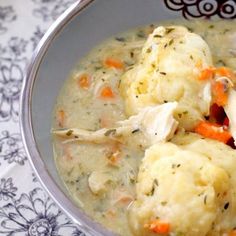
[52,20,236,236]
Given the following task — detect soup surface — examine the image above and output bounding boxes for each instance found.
[52,20,236,236]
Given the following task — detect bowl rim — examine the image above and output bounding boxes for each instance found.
[20,1,116,235]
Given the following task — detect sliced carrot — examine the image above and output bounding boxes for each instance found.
[197,66,236,83]
[104,58,124,70]
[212,81,228,106]
[100,86,115,99]
[78,73,90,89]
[144,219,170,234]
[57,109,65,128]
[197,66,235,83]
[215,67,236,81]
[228,230,236,236]
[198,67,215,81]
[109,154,120,165]
[195,121,231,144]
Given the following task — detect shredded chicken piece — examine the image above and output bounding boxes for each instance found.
[52,102,178,149]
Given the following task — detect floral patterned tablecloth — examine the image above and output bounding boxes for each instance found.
[0,1,84,235]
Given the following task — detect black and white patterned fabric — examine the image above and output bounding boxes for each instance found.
[0,1,84,235]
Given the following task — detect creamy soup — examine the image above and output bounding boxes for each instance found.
[52,20,236,236]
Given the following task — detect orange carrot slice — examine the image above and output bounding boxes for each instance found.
[100,86,115,99]
[215,67,236,81]
[198,67,215,81]
[104,58,124,70]
[144,219,170,234]
[78,73,90,89]
[228,230,236,236]
[195,121,231,144]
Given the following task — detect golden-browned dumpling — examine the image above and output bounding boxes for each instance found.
[120,26,213,130]
[129,133,236,236]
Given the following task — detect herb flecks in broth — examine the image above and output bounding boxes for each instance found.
[53,20,236,236]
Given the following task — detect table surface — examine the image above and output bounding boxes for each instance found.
[0,1,84,235]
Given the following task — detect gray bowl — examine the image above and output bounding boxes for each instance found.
[20,0,232,235]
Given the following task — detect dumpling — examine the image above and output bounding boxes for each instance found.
[120,26,213,130]
[172,132,236,235]
[129,133,236,236]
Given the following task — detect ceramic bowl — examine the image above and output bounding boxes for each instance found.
[20,0,234,235]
